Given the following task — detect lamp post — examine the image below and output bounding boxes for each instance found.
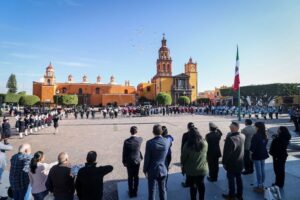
[56,90,60,108]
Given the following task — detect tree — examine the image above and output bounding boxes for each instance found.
[178,96,190,106]
[4,93,22,104]
[0,94,6,105]
[156,92,172,106]
[19,95,40,106]
[6,74,17,93]
[220,83,299,106]
[61,95,78,106]
[197,98,210,104]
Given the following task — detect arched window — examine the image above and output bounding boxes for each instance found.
[62,87,67,93]
[95,87,100,94]
[124,89,128,94]
[146,86,151,92]
[78,88,83,95]
[163,64,166,71]
[47,79,51,85]
[167,64,170,71]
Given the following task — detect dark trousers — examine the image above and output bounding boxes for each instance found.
[126,163,140,196]
[244,150,254,172]
[147,176,167,200]
[187,175,205,200]
[12,187,28,200]
[207,156,219,180]
[273,157,286,188]
[227,171,243,198]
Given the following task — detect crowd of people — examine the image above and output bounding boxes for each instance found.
[0,103,296,200]
[0,120,291,200]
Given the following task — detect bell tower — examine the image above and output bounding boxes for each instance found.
[44,62,55,85]
[185,57,198,102]
[156,34,172,76]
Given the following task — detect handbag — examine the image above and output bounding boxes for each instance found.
[264,186,281,200]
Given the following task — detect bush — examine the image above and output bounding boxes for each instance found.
[178,96,190,105]
[19,95,40,106]
[61,95,78,106]
[4,93,22,104]
[156,92,172,106]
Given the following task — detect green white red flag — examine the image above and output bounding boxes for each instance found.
[233,46,240,91]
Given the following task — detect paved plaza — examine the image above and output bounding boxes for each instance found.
[2,113,300,199]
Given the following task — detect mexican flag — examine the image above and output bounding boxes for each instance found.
[233,46,240,91]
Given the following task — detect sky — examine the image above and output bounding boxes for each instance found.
[0,0,299,94]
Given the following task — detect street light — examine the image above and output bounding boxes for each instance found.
[56,90,60,108]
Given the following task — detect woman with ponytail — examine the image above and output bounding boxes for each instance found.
[29,151,57,200]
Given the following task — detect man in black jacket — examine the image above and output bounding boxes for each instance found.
[180,122,195,187]
[46,152,75,200]
[75,151,113,200]
[222,122,245,200]
[122,126,143,198]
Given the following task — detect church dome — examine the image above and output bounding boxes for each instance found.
[46,62,54,71]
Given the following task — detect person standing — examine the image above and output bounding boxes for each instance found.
[181,127,208,200]
[222,122,245,200]
[52,115,59,135]
[181,122,195,187]
[205,122,222,182]
[75,151,113,200]
[269,126,291,188]
[241,119,256,175]
[46,152,75,200]
[122,126,143,198]
[9,143,33,200]
[0,142,13,183]
[143,124,172,200]
[1,118,11,144]
[250,122,269,193]
[162,126,174,187]
[19,117,27,139]
[29,151,57,200]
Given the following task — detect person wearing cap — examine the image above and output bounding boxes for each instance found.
[222,122,245,200]
[241,119,256,175]
[206,122,222,182]
[122,126,143,198]
[143,124,172,200]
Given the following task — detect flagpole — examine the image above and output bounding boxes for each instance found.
[238,85,241,121]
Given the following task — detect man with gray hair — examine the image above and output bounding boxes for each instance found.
[9,143,32,200]
[46,152,75,200]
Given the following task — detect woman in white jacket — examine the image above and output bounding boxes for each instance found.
[29,151,57,200]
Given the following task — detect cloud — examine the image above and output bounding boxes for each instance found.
[55,61,90,67]
[0,61,13,65]
[10,53,37,59]
[0,41,25,48]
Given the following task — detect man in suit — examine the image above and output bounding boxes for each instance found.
[143,124,172,200]
[122,126,143,198]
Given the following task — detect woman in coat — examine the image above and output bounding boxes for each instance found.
[250,122,269,193]
[269,126,291,188]
[181,127,208,200]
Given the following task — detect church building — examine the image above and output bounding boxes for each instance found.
[33,63,136,106]
[137,35,198,104]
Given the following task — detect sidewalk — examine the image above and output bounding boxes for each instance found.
[117,156,300,200]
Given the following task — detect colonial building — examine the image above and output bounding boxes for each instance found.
[137,34,198,104]
[33,63,136,106]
